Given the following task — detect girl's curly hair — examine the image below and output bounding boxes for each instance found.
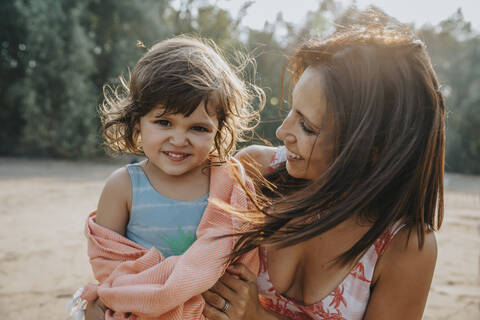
[100,35,265,160]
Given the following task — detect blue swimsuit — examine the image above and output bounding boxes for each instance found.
[125,163,208,257]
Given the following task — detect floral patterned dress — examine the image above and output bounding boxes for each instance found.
[257,146,405,319]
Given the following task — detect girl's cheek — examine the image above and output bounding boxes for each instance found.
[188,134,215,146]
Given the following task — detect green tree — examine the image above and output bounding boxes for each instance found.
[82,0,170,92]
[245,25,288,145]
[2,0,478,171]
[244,1,340,145]
[0,0,28,154]
[418,10,480,173]
[18,0,99,157]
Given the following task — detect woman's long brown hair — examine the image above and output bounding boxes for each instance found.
[228,15,445,265]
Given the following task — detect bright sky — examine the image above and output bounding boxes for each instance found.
[214,0,480,31]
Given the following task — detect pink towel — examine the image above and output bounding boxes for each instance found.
[81,160,259,319]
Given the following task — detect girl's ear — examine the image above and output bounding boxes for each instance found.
[133,123,142,150]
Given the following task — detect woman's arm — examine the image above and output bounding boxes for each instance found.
[364,228,438,319]
[85,298,107,320]
[202,264,289,320]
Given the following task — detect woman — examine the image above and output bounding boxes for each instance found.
[202,19,445,320]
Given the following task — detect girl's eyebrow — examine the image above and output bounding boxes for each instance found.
[151,112,167,118]
[191,121,215,128]
[151,113,216,128]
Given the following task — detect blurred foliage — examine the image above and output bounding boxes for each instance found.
[417,9,480,174]
[0,0,478,173]
[0,0,27,154]
[17,0,98,157]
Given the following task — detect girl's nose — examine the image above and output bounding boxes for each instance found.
[169,130,188,146]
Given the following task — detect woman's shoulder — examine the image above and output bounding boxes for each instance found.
[373,226,437,284]
[366,228,438,318]
[235,145,281,176]
[388,227,437,262]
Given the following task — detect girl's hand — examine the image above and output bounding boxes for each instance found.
[85,298,106,320]
[202,263,263,320]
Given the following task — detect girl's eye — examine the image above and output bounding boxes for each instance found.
[192,126,209,133]
[300,120,316,135]
[155,119,170,127]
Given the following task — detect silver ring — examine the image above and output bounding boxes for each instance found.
[221,299,230,313]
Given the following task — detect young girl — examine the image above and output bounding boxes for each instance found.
[70,36,264,320]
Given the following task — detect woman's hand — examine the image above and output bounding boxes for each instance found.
[202,263,263,320]
[85,298,106,320]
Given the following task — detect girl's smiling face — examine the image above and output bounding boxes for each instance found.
[276,66,335,180]
[139,100,219,179]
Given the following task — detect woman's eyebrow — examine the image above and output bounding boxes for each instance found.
[295,109,306,119]
[295,109,320,130]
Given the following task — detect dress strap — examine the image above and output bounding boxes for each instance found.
[375,220,406,257]
[125,163,147,190]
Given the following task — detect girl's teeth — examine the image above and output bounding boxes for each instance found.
[166,152,186,158]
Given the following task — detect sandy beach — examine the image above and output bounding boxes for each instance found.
[0,157,479,319]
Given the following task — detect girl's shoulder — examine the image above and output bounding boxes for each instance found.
[105,166,132,188]
[95,166,133,235]
[235,145,281,176]
[100,166,133,207]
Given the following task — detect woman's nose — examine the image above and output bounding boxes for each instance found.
[276,119,295,144]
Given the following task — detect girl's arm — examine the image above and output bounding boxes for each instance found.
[95,167,131,235]
[84,167,131,320]
[235,145,278,177]
[364,228,438,319]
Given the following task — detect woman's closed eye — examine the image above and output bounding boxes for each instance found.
[300,120,316,135]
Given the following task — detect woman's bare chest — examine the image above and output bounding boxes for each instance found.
[267,247,352,304]
[266,224,370,305]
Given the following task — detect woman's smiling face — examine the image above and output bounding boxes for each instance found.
[276,66,335,180]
